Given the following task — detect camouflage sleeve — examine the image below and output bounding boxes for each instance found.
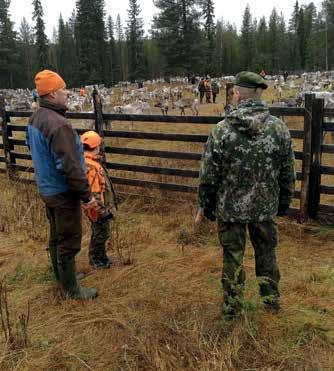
[279,123,296,207]
[198,125,223,217]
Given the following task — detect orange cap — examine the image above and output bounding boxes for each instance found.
[35,70,66,96]
[80,131,102,149]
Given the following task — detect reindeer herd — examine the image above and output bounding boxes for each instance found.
[1,71,334,121]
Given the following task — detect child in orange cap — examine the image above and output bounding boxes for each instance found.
[81,131,117,269]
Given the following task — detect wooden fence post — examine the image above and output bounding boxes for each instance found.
[308,97,324,219]
[92,87,106,164]
[299,94,314,222]
[0,95,15,179]
[225,83,234,111]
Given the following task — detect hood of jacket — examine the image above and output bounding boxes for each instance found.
[225,99,270,137]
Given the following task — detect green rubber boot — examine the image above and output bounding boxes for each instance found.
[49,242,59,281]
[58,256,98,300]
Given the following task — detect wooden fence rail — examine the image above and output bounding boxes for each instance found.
[0,92,333,223]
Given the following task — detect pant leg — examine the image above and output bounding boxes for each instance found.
[54,198,82,260]
[200,92,204,103]
[218,221,247,303]
[46,206,59,279]
[248,221,280,303]
[213,93,216,103]
[89,221,110,262]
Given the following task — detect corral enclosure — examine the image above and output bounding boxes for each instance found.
[0,82,333,370]
[1,82,334,222]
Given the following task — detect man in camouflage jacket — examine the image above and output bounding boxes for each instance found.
[197,71,296,316]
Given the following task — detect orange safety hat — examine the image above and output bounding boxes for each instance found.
[35,70,66,96]
[80,131,102,149]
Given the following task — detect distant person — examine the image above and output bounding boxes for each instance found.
[191,75,196,85]
[80,131,117,269]
[204,77,212,103]
[198,78,206,104]
[211,80,219,103]
[80,86,86,96]
[32,88,39,102]
[283,71,289,82]
[27,70,98,300]
[196,71,296,318]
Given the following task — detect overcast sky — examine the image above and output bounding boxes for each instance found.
[10,0,322,38]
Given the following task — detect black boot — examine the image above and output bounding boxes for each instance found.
[58,256,98,299]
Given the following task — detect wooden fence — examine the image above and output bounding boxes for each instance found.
[0,92,333,223]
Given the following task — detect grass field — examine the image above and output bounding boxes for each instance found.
[0,83,333,370]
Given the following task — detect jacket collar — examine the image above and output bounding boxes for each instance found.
[39,99,68,117]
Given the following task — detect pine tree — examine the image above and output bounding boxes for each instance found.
[126,0,145,81]
[32,0,49,71]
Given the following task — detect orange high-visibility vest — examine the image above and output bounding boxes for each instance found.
[84,152,106,203]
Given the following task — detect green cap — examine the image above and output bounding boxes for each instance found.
[234,71,268,90]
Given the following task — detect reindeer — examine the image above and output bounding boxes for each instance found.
[172,98,199,116]
[154,98,169,115]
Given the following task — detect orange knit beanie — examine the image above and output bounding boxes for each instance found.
[35,70,66,96]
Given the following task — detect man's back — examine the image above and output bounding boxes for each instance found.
[199,99,296,222]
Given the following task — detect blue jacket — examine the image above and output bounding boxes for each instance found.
[27,100,91,201]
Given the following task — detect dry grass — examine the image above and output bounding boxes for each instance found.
[0,176,333,370]
[0,83,333,369]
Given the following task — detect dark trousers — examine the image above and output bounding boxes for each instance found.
[213,93,217,103]
[89,221,110,262]
[199,91,205,103]
[44,194,82,260]
[218,220,280,305]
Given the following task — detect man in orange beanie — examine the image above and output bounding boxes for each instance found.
[27,70,98,300]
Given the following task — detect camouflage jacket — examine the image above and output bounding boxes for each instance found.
[198,99,296,222]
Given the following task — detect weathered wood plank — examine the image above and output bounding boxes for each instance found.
[110,176,197,193]
[105,146,202,160]
[104,130,209,142]
[107,162,199,178]
[321,166,334,175]
[320,185,334,195]
[322,144,334,153]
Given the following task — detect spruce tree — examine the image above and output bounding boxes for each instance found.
[201,0,215,74]
[32,0,49,71]
[115,14,125,81]
[0,0,18,87]
[107,15,117,85]
[256,17,269,72]
[240,5,255,70]
[152,0,203,75]
[268,8,279,72]
[76,0,108,84]
[126,0,145,81]
[18,17,35,87]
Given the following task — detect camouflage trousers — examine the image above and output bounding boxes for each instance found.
[89,221,110,263]
[217,220,280,307]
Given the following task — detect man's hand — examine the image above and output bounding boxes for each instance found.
[82,197,98,210]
